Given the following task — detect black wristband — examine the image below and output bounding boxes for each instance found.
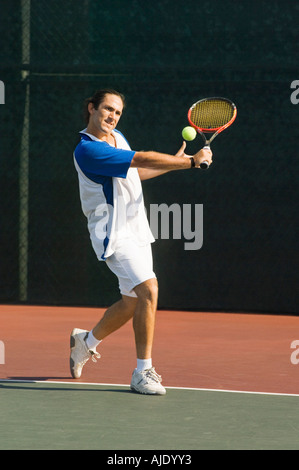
[190,157,195,168]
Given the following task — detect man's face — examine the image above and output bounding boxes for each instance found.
[89,94,123,135]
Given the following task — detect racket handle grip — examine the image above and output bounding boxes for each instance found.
[200,145,211,169]
[200,161,210,170]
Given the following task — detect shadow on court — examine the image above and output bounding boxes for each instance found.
[1,381,132,394]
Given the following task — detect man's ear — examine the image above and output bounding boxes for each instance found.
[88,102,95,114]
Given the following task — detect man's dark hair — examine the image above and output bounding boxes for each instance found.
[83,89,126,124]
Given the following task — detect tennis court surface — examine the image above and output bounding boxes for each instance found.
[1,304,299,450]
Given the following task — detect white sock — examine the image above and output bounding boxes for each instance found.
[136,358,152,372]
[86,331,102,351]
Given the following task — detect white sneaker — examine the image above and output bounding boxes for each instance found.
[130,367,166,395]
[70,328,101,379]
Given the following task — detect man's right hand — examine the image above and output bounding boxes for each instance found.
[193,147,213,168]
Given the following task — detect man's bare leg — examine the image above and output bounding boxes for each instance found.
[90,278,158,359]
[91,295,137,340]
[132,278,158,360]
[130,278,165,394]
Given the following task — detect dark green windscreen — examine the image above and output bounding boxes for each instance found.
[1,0,298,313]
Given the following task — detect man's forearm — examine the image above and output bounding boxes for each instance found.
[131,151,192,171]
[137,167,171,181]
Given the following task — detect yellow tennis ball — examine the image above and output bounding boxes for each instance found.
[182,126,197,141]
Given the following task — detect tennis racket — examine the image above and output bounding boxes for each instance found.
[188,97,237,169]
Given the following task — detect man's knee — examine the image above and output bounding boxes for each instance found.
[134,278,158,303]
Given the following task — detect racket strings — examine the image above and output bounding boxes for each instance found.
[190,99,234,129]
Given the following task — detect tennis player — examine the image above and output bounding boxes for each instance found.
[70,89,212,395]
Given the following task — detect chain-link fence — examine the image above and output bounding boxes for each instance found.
[1,0,299,312]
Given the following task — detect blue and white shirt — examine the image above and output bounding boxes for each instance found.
[74,130,155,260]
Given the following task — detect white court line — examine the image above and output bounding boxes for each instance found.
[1,378,299,397]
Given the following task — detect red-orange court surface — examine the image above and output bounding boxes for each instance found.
[1,304,299,395]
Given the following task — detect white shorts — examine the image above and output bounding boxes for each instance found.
[105,240,156,298]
